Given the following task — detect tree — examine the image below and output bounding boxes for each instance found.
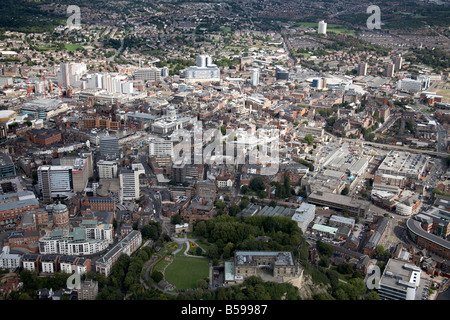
[333,288,349,300]
[337,263,354,275]
[316,240,334,257]
[195,246,203,256]
[196,279,208,289]
[326,269,340,291]
[341,186,350,195]
[250,177,266,192]
[206,244,220,260]
[303,134,314,145]
[365,291,380,300]
[374,245,391,260]
[214,200,226,211]
[257,190,267,199]
[222,242,234,260]
[151,270,163,283]
[241,185,250,194]
[239,198,249,210]
[141,223,161,241]
[229,204,240,216]
[318,256,330,268]
[299,158,314,171]
[170,214,182,225]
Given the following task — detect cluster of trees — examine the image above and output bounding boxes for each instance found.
[213,196,251,217]
[241,177,267,198]
[154,58,196,76]
[91,246,154,300]
[215,57,239,67]
[303,134,314,145]
[9,270,71,300]
[373,245,391,261]
[361,126,376,142]
[408,48,450,71]
[309,241,379,300]
[324,116,337,133]
[0,0,65,33]
[193,214,303,264]
[141,221,163,242]
[271,176,294,199]
[180,275,300,300]
[299,158,314,172]
[317,108,334,118]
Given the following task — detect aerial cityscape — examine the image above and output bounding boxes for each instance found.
[0,0,449,306]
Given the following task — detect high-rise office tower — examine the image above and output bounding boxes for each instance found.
[275,65,289,80]
[37,165,74,202]
[99,136,120,160]
[0,153,16,178]
[161,67,169,78]
[251,68,260,86]
[357,62,368,76]
[394,55,403,71]
[318,20,327,35]
[57,62,87,88]
[119,164,145,203]
[384,63,395,77]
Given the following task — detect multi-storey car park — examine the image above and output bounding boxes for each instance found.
[406,207,450,260]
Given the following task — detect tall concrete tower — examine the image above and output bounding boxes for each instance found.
[318,20,327,35]
[251,68,260,86]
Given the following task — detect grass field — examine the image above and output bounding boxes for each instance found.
[153,256,172,273]
[433,82,450,102]
[36,46,58,51]
[164,255,210,290]
[64,44,83,51]
[292,21,355,35]
[194,239,212,253]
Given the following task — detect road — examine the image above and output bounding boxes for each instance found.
[108,37,125,62]
[138,154,172,235]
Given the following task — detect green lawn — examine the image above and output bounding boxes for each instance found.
[152,241,180,272]
[327,27,355,36]
[64,44,83,51]
[292,21,355,35]
[153,256,172,273]
[36,46,58,51]
[164,255,210,290]
[194,239,212,253]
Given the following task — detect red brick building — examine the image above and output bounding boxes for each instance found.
[82,197,115,212]
[26,129,62,146]
[8,230,40,252]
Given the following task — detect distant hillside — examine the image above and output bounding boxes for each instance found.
[0,0,65,33]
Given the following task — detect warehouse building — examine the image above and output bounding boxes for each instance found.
[307,191,370,217]
[291,202,316,233]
